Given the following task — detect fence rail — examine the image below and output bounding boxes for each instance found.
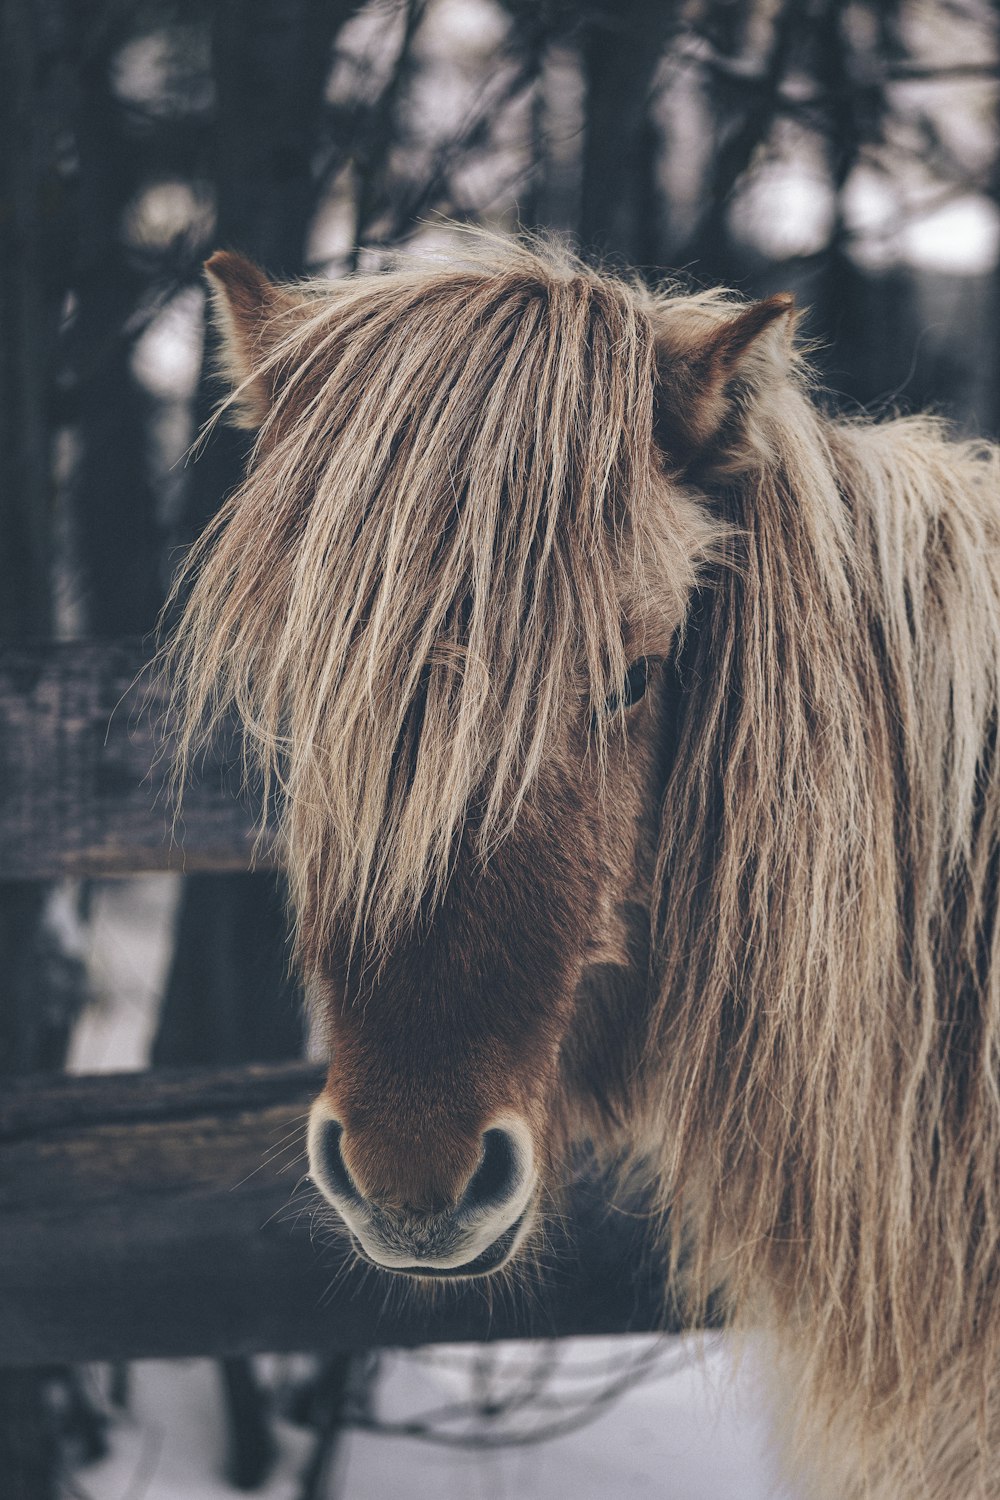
[0,638,275,879]
[0,1060,675,1367]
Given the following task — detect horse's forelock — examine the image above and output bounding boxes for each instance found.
[165,243,712,960]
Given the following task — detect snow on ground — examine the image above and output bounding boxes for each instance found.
[66,877,799,1499]
[67,876,181,1075]
[72,1337,792,1500]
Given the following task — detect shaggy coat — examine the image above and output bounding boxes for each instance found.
[166,237,1000,1499]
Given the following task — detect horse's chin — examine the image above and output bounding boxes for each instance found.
[350,1206,532,1280]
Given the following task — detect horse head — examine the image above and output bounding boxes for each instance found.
[168,240,794,1278]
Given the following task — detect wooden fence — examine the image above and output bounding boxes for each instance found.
[0,639,677,1369]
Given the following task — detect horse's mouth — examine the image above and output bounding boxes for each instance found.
[352,1208,529,1279]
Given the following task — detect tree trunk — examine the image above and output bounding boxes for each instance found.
[578,0,677,266]
[0,0,68,637]
[69,28,162,637]
[0,4,80,1492]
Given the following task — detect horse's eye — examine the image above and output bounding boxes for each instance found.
[605,657,651,715]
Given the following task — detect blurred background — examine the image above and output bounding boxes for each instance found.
[1,0,998,1495]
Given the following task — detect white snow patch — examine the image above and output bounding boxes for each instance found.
[72,1337,795,1500]
[68,876,181,1074]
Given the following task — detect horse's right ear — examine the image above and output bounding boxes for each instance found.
[203,251,304,428]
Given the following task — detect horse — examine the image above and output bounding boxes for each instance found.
[165,235,1000,1499]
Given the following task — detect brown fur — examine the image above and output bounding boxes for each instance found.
[165,235,1000,1498]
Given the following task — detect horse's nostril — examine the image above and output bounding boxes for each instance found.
[462,1128,521,1215]
[316,1120,364,1205]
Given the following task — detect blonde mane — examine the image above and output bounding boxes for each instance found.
[166,236,1000,1491]
[652,390,1000,1463]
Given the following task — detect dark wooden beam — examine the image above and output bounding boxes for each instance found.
[0,1061,678,1367]
[0,638,276,879]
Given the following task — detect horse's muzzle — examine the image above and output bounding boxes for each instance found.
[306,1100,536,1276]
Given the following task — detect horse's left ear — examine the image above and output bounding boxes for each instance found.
[203,250,307,428]
[652,292,796,470]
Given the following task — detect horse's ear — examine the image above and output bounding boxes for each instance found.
[652,293,796,470]
[203,250,304,428]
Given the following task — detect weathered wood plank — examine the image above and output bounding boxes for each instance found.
[0,638,277,878]
[0,1062,677,1367]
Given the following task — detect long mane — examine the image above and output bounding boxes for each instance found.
[165,240,716,956]
[653,382,1000,1449]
